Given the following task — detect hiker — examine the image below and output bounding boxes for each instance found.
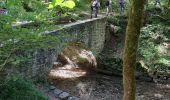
[155,0,161,6]
[91,0,100,18]
[0,8,8,14]
[106,0,112,16]
[119,0,125,15]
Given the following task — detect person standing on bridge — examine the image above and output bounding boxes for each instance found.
[91,0,100,18]
[0,8,8,14]
[106,0,112,16]
[155,0,161,7]
[119,0,125,15]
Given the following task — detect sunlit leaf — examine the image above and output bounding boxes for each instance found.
[48,4,54,9]
[49,0,75,9]
[53,0,64,6]
[61,1,75,9]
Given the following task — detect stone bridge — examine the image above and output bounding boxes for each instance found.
[19,17,107,80]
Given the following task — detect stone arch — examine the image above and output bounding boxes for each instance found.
[48,42,97,80]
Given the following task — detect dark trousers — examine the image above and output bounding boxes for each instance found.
[91,6,98,18]
[119,2,125,14]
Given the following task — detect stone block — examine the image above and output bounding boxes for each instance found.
[50,86,56,90]
[58,92,70,99]
[53,88,63,97]
[68,96,80,100]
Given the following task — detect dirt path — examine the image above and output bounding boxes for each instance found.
[50,72,170,100]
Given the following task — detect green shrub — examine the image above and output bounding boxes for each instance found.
[138,23,170,73]
[107,16,127,26]
[0,77,47,100]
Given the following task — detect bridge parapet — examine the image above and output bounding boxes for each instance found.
[44,17,106,55]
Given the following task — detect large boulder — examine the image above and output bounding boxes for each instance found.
[55,43,97,70]
[49,43,96,79]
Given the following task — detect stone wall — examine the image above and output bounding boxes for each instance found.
[19,17,107,80]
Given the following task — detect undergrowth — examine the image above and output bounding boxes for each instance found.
[0,77,47,100]
[100,5,170,77]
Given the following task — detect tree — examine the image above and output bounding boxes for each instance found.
[123,0,145,100]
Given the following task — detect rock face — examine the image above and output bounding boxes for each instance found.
[49,43,97,79]
[57,53,69,65]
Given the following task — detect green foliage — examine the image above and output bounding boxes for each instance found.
[97,49,123,72]
[139,25,160,61]
[162,6,170,20]
[107,16,128,27]
[0,77,47,100]
[106,3,170,75]
[74,0,89,10]
[139,23,170,73]
[0,1,61,71]
[48,0,76,17]
[107,17,120,26]
[137,3,170,75]
[0,20,60,71]
[0,0,49,21]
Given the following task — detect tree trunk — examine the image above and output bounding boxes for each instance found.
[123,0,145,100]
